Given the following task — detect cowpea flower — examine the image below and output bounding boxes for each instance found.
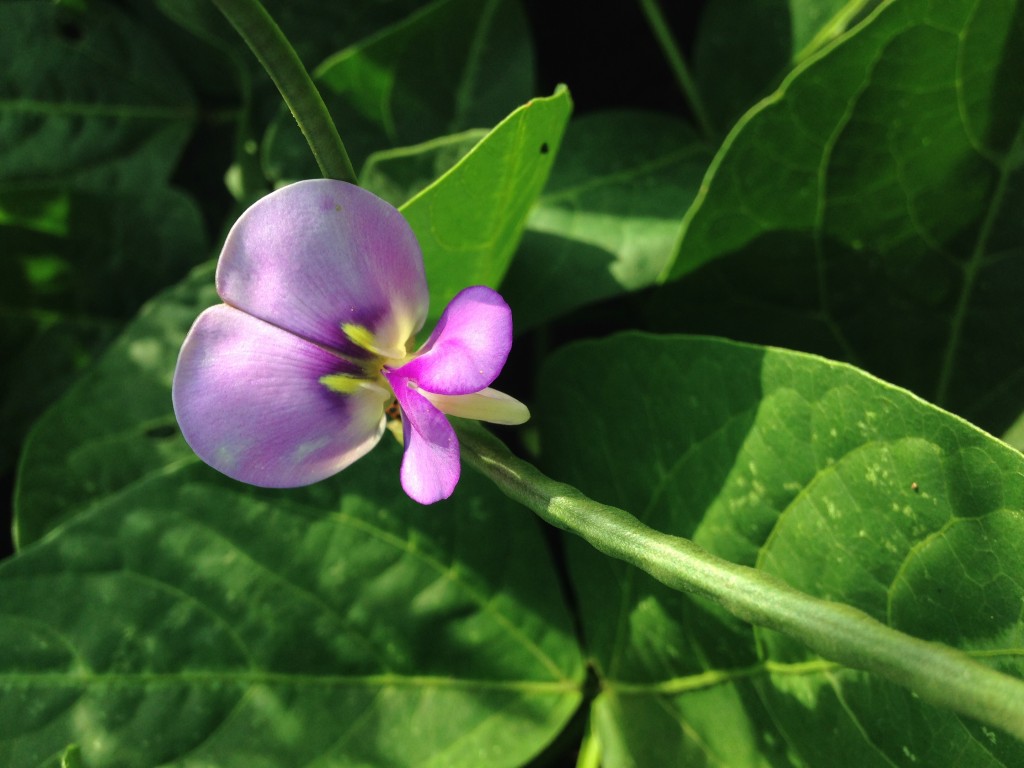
[172,179,528,504]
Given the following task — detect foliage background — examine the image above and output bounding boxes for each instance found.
[3,0,1024,766]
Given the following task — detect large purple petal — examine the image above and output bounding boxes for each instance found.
[173,304,388,487]
[392,286,512,395]
[384,370,459,504]
[217,180,428,358]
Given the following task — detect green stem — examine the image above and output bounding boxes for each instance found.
[636,0,716,139]
[455,422,1024,741]
[211,0,357,183]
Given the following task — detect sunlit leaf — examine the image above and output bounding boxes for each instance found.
[3,456,583,767]
[539,333,1024,766]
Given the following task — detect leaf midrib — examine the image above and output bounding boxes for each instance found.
[0,669,579,693]
[334,510,577,683]
[1,98,194,119]
[934,123,1024,407]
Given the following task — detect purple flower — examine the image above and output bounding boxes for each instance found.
[172,179,528,504]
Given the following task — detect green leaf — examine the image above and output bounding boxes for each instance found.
[317,0,533,147]
[2,452,583,767]
[501,111,710,331]
[401,87,572,324]
[1,188,208,319]
[657,0,1024,434]
[538,333,1024,766]
[0,319,113,474]
[262,0,535,180]
[260,0,437,67]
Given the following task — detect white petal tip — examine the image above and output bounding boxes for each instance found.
[422,388,530,425]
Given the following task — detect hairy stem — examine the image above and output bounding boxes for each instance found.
[456,422,1024,740]
[212,0,357,183]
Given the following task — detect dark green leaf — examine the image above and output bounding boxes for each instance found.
[156,0,430,80]
[1,188,207,319]
[539,333,1024,766]
[502,111,710,331]
[693,0,882,131]
[0,1,208,473]
[692,0,791,132]
[0,186,207,473]
[0,1,195,189]
[657,0,1024,433]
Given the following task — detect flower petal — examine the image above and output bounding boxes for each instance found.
[393,285,513,395]
[217,179,428,358]
[385,370,459,504]
[422,387,530,425]
[173,304,388,487]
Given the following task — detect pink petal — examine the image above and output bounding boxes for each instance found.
[173,304,388,487]
[392,286,513,396]
[217,180,428,358]
[384,370,460,504]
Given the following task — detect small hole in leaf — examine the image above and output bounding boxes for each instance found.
[145,424,178,439]
[540,142,549,154]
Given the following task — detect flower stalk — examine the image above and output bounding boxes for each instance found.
[455,420,1024,741]
[211,0,357,183]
